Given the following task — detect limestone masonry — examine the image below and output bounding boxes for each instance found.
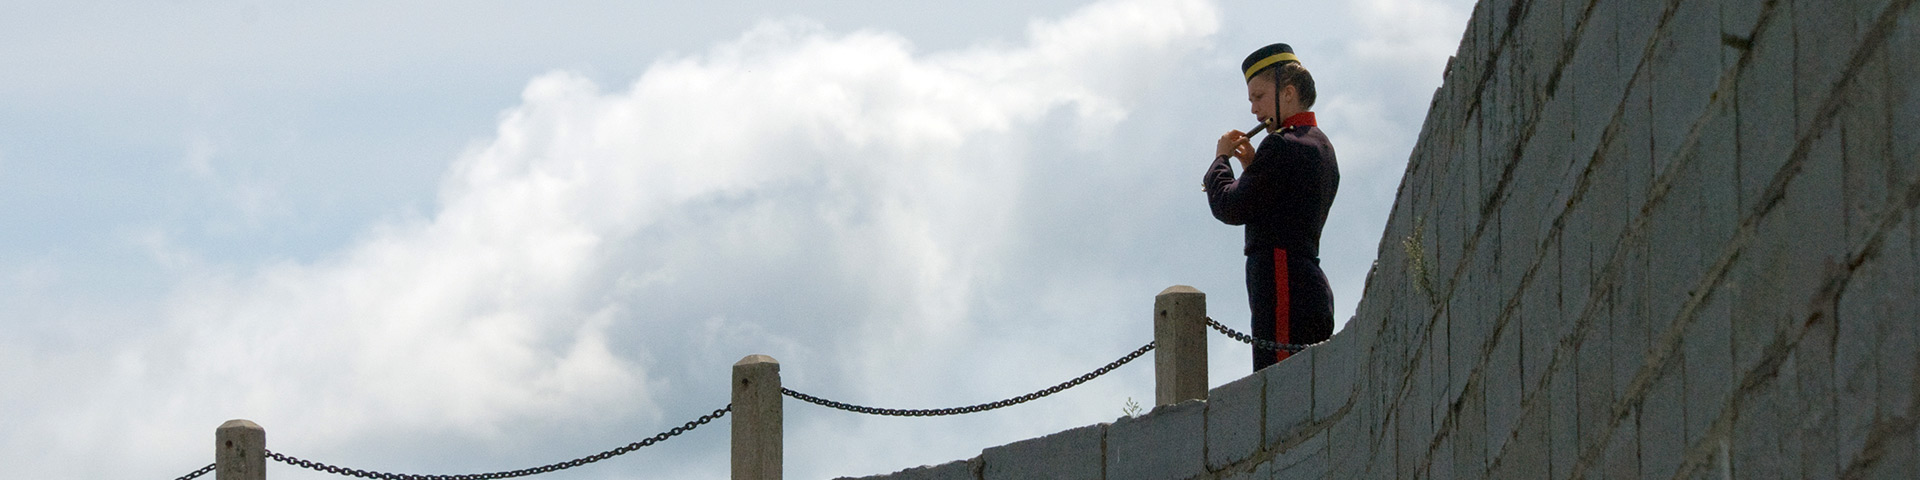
[845,0,1920,477]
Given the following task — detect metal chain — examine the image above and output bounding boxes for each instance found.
[173,463,215,480]
[1204,316,1318,353]
[782,341,1155,416]
[264,406,729,480]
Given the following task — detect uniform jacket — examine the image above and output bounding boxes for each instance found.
[1203,112,1340,258]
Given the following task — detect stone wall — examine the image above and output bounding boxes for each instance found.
[843,0,1920,477]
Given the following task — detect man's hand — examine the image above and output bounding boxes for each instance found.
[1216,130,1256,169]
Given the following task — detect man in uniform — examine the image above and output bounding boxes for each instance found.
[1203,43,1340,372]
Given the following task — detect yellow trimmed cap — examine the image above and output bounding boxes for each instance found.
[1241,43,1300,81]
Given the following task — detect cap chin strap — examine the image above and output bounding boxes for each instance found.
[1269,74,1284,132]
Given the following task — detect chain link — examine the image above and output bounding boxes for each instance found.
[1204,316,1319,353]
[173,463,215,480]
[782,341,1155,416]
[180,320,1300,477]
[265,406,729,480]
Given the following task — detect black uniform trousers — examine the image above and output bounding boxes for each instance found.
[1247,247,1334,372]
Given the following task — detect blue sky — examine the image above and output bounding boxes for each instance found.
[0,0,1471,478]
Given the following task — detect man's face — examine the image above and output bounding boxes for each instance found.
[1246,78,1277,127]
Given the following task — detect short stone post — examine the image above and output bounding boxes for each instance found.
[1155,285,1207,406]
[215,419,265,480]
[732,355,782,480]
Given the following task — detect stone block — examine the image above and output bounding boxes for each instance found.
[1472,220,1504,321]
[1724,256,1788,366]
[1455,382,1488,476]
[1436,170,1465,285]
[1429,316,1454,430]
[1588,154,1629,269]
[1222,458,1271,480]
[1794,319,1841,480]
[1481,0,1516,42]
[1693,100,1741,254]
[1621,70,1655,212]
[1895,11,1920,178]
[1789,121,1849,262]
[1341,299,1382,353]
[1218,467,1255,480]
[1683,288,1734,444]
[1448,251,1491,356]
[1361,356,1393,455]
[1722,0,1766,42]
[1328,414,1370,477]
[1440,312,1471,410]
[1611,239,1652,400]
[1730,354,1805,477]
[1431,436,1454,480]
[1105,400,1205,480]
[1505,399,1551,479]
[1649,0,1724,171]
[1207,368,1265,471]
[1516,0,1566,94]
[1647,160,1706,322]
[1602,409,1640,478]
[1879,215,1918,418]
[1735,10,1798,207]
[1372,304,1411,390]
[1272,433,1328,479]
[1542,90,1580,213]
[1568,3,1625,163]
[1373,416,1398,479]
[1641,366,1688,480]
[1559,204,1593,328]
[1482,60,1518,183]
[838,458,978,480]
[1558,0,1580,37]
[1454,6,1484,80]
[1261,346,1312,450]
[1842,50,1893,248]
[1793,0,1854,135]
[1614,0,1663,56]
[1856,428,1920,480]
[1520,266,1557,390]
[1575,321,1617,455]
[1548,353,1579,480]
[1464,114,1488,234]
[1484,323,1523,467]
[981,423,1104,480]
[1690,437,1736,480]
[1312,334,1356,424]
[1395,387,1430,477]
[1249,459,1274,480]
[1834,253,1886,461]
[1496,189,1537,300]
[1849,0,1896,44]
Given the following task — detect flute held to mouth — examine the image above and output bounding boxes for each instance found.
[1202,122,1267,192]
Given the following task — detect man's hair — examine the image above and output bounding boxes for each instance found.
[1254,62,1317,110]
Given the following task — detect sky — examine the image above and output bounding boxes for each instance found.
[0,0,1473,478]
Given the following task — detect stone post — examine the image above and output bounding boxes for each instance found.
[215,419,265,480]
[1155,285,1207,406]
[732,354,781,480]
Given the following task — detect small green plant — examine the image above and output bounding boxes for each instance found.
[1122,396,1143,417]
[1402,216,1439,309]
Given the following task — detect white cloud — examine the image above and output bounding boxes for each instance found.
[2,1,1224,478]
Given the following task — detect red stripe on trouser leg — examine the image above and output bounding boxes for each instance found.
[1273,248,1291,363]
